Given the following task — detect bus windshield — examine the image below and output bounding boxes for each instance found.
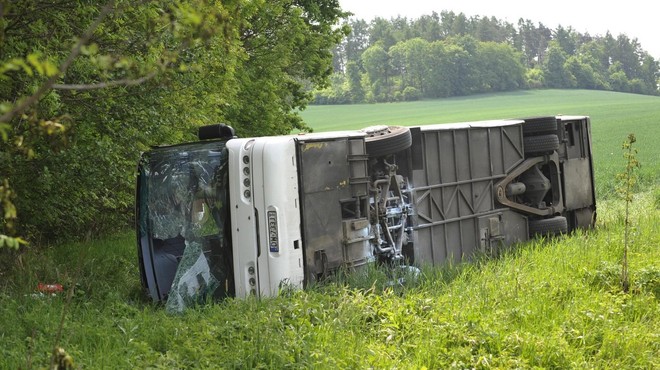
[137,140,233,312]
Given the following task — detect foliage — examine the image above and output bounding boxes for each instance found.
[332,35,527,103]
[474,41,525,91]
[315,11,659,104]
[1,191,658,368]
[525,67,545,88]
[0,179,26,249]
[543,41,577,88]
[345,60,364,102]
[360,44,391,101]
[0,0,347,243]
[389,38,430,94]
[224,0,349,136]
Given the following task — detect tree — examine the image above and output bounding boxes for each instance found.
[554,25,578,55]
[612,34,642,79]
[411,12,442,42]
[608,61,630,92]
[429,40,474,97]
[576,41,611,89]
[565,56,597,89]
[525,67,545,89]
[475,16,508,43]
[225,0,349,136]
[389,42,407,88]
[0,0,348,243]
[450,13,470,36]
[1,0,250,243]
[638,53,659,95]
[517,19,551,67]
[313,72,350,104]
[425,41,453,97]
[361,44,391,101]
[389,38,430,94]
[448,36,480,95]
[345,18,370,64]
[390,16,413,44]
[332,17,370,72]
[474,41,525,92]
[543,41,576,88]
[346,61,364,103]
[369,17,397,50]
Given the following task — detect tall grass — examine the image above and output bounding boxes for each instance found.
[1,191,658,368]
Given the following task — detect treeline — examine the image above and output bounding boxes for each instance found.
[315,12,660,104]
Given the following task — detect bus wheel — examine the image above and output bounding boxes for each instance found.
[529,216,568,237]
[362,125,412,157]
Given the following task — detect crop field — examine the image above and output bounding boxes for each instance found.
[1,90,658,368]
[301,89,660,198]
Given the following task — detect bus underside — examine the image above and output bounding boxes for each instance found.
[137,116,596,308]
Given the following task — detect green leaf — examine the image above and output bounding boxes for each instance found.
[0,123,10,142]
[9,58,33,76]
[0,102,12,113]
[44,60,59,76]
[81,43,99,56]
[0,235,26,250]
[95,55,113,70]
[27,53,45,75]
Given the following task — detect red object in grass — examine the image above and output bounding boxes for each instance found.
[37,283,64,293]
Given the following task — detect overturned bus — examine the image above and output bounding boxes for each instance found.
[136,116,596,309]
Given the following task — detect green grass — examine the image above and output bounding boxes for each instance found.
[2,90,659,368]
[1,193,658,368]
[301,89,660,198]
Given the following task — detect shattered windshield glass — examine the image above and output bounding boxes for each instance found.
[139,141,233,313]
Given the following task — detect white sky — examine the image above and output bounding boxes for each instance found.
[339,0,660,60]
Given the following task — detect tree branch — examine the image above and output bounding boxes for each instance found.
[52,70,158,90]
[0,0,116,124]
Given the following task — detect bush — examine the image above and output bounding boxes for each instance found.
[525,68,545,89]
[402,86,421,101]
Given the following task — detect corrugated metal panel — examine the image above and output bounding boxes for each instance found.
[411,124,525,263]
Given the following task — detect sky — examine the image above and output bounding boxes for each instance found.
[338,0,660,60]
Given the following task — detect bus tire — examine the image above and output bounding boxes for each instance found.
[362,125,412,157]
[529,216,568,237]
[522,116,558,136]
[524,134,559,155]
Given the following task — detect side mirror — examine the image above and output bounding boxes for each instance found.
[198,124,236,140]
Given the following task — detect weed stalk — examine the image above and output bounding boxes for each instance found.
[616,133,640,293]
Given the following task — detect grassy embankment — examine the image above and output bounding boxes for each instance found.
[1,89,658,368]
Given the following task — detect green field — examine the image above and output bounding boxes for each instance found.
[301,89,660,198]
[1,90,659,369]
